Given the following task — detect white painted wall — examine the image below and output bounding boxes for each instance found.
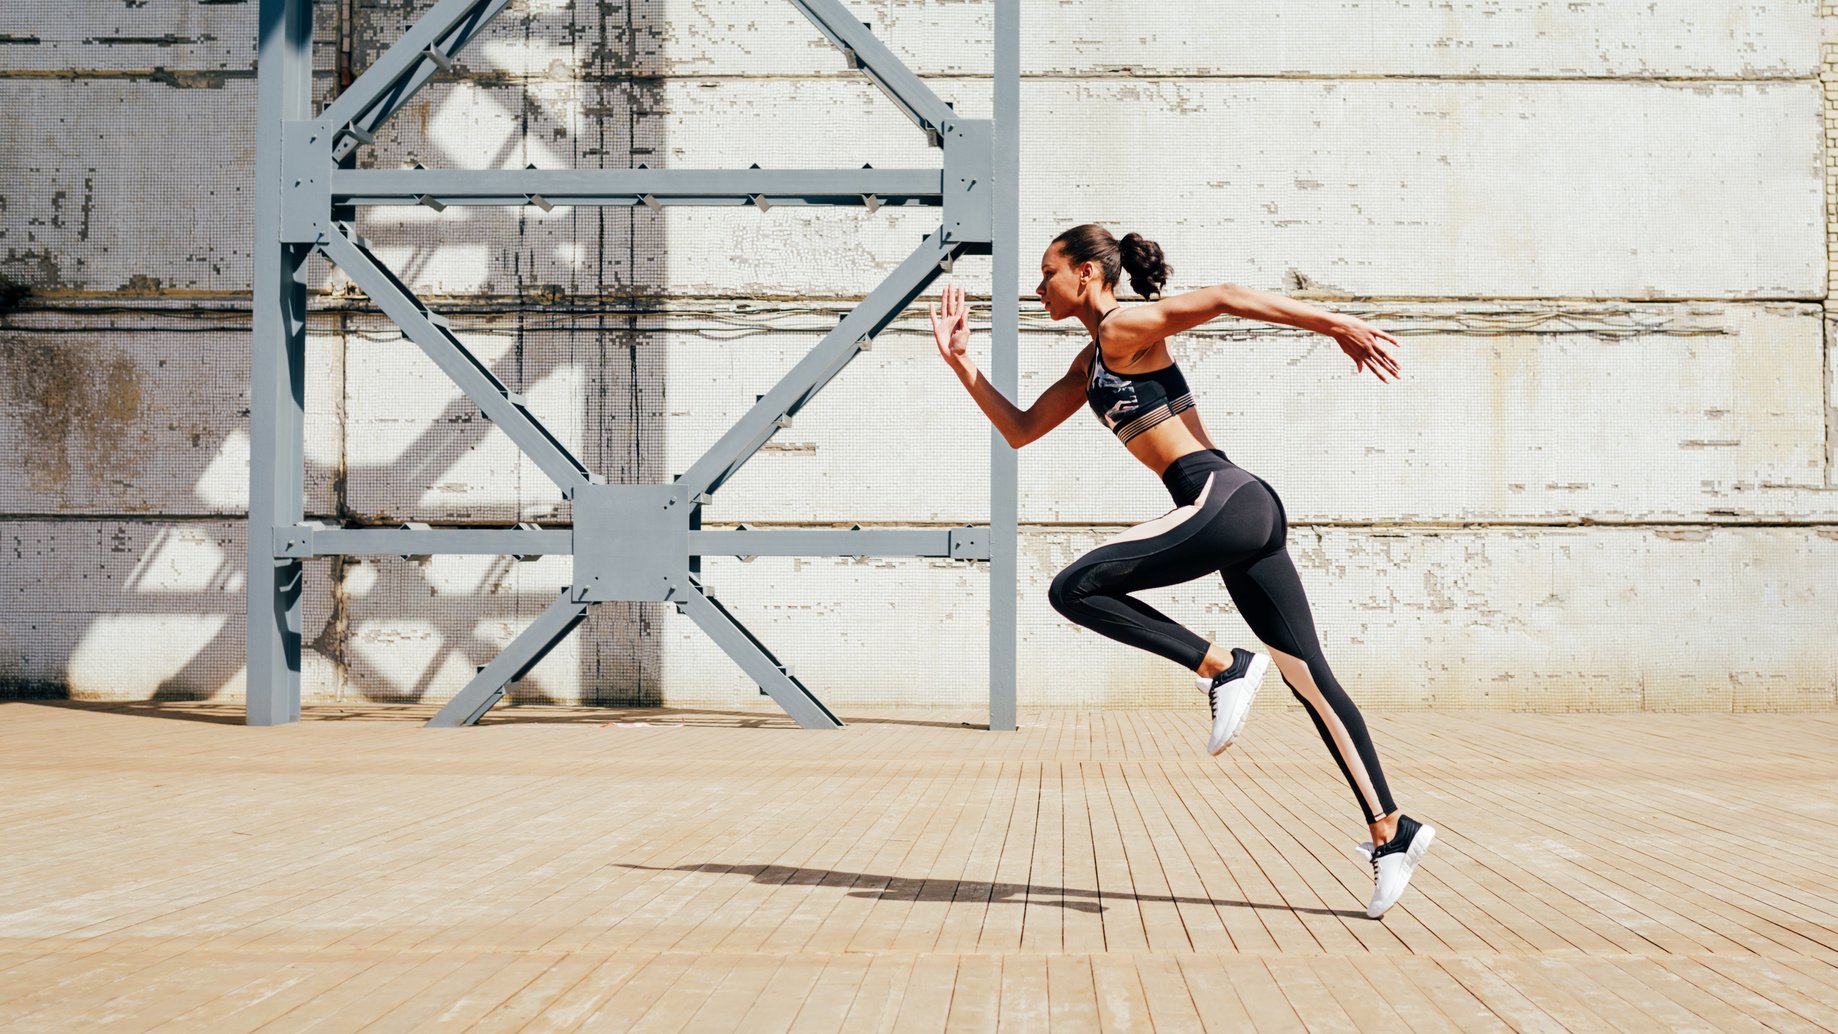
[0,1,1830,711]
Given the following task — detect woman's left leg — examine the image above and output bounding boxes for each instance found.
[1048,470,1272,671]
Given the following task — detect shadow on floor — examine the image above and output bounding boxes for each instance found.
[8,699,254,726]
[617,862,1366,919]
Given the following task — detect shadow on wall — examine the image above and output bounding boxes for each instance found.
[0,0,680,710]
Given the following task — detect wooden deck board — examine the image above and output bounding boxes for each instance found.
[784,953,873,1034]
[4,703,1838,1031]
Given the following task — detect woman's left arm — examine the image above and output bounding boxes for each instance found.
[1214,284,1402,382]
[1111,284,1401,382]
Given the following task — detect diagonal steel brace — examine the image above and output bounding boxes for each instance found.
[678,229,963,502]
[320,0,513,161]
[674,575,843,728]
[319,226,596,493]
[789,0,957,142]
[426,590,591,727]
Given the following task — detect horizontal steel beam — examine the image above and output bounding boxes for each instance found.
[330,168,944,208]
[691,527,990,560]
[274,526,567,558]
[273,525,992,561]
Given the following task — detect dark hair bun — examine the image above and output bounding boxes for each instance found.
[1119,232,1171,299]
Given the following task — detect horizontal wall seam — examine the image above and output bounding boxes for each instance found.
[0,70,1818,85]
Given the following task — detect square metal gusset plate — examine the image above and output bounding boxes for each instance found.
[571,484,693,603]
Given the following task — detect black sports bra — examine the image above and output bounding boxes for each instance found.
[1085,307,1196,445]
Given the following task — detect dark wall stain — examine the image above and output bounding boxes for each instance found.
[0,251,68,292]
[0,340,151,502]
[0,277,27,316]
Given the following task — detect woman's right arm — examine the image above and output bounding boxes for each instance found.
[952,349,1090,449]
[932,282,1089,449]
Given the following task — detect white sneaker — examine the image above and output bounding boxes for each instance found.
[1196,647,1268,755]
[1354,815,1435,918]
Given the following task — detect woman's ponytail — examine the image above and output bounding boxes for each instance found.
[1118,232,1171,300]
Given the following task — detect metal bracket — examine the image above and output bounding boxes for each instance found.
[279,120,331,244]
[941,119,993,246]
[397,522,433,562]
[948,525,992,561]
[272,521,325,560]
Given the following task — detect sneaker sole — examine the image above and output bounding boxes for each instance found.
[1207,652,1269,756]
[1367,824,1436,919]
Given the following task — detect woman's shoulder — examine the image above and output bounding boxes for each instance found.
[1100,337,1172,373]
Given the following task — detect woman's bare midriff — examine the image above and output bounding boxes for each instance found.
[1127,411,1220,478]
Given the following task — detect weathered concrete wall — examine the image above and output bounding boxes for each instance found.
[7,77,1825,299]
[0,1,1832,711]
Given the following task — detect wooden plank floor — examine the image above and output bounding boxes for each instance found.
[3,700,1836,1032]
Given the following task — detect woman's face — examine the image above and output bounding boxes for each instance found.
[1035,243,1098,321]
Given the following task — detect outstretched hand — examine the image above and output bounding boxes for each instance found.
[1329,317,1402,382]
[929,281,973,374]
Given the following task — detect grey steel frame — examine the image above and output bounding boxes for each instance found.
[251,0,1020,730]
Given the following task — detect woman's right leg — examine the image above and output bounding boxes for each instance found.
[1221,544,1397,826]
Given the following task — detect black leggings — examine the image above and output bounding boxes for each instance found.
[1048,449,1396,823]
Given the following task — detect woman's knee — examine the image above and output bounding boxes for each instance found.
[1048,565,1084,617]
[1266,645,1312,689]
[1267,642,1341,699]
[1050,560,1117,618]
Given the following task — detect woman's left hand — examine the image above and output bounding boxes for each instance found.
[1328,317,1402,382]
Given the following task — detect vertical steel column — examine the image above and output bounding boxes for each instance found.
[248,0,314,726]
[988,0,1019,731]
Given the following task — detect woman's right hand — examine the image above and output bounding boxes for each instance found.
[929,281,973,375]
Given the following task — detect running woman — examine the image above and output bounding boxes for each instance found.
[929,223,1434,918]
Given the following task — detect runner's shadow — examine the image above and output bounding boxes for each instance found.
[617,862,1363,918]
